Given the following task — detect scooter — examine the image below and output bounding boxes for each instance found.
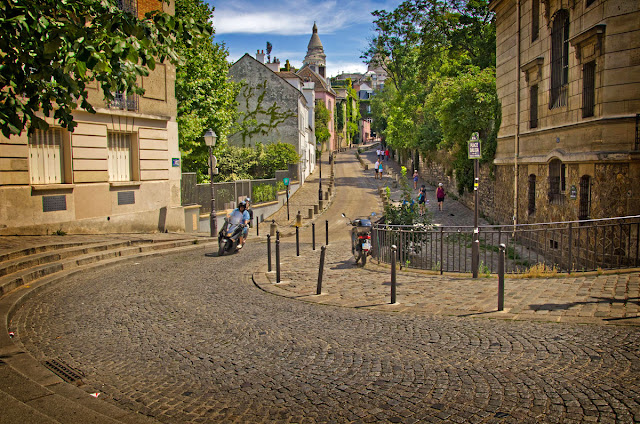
[217,215,246,256]
[342,212,376,267]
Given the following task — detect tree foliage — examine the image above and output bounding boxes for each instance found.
[314,100,331,146]
[363,0,499,194]
[0,0,205,137]
[175,0,238,177]
[212,142,299,182]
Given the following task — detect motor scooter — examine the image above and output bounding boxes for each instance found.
[342,212,376,267]
[217,215,246,256]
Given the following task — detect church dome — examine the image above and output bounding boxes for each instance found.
[304,22,326,68]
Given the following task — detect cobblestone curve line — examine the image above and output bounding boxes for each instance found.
[11,247,640,424]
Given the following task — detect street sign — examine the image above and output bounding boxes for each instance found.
[208,155,217,168]
[283,177,290,186]
[172,158,180,167]
[468,141,481,159]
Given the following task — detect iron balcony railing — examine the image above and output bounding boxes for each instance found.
[372,215,640,274]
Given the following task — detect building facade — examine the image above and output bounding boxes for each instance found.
[228,54,314,182]
[0,0,185,235]
[490,0,640,224]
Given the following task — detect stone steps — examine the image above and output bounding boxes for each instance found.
[0,235,215,424]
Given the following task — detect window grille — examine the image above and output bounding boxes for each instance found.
[530,85,538,128]
[109,92,139,111]
[548,159,565,204]
[115,0,137,14]
[582,61,596,118]
[108,132,132,182]
[528,174,536,215]
[579,175,591,220]
[531,0,539,41]
[29,128,64,184]
[550,10,569,109]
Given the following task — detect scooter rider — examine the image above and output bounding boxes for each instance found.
[229,201,250,248]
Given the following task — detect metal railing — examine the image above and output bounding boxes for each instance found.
[372,216,640,274]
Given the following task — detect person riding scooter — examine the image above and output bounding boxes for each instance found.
[229,201,251,249]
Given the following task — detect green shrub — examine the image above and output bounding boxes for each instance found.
[252,184,277,203]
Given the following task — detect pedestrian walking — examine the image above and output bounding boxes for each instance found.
[418,185,427,215]
[376,149,381,160]
[413,170,419,190]
[436,183,446,211]
[385,148,389,161]
[378,161,383,178]
[374,159,380,179]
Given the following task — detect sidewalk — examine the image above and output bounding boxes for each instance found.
[253,146,640,326]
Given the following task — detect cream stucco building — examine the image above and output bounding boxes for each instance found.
[0,0,184,234]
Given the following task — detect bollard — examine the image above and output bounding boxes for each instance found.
[319,199,324,210]
[296,210,302,227]
[325,220,329,245]
[276,239,281,283]
[270,220,277,236]
[498,243,505,311]
[317,245,327,295]
[391,245,397,304]
[312,223,316,251]
[296,226,300,256]
[267,234,272,272]
[314,204,319,214]
[276,230,280,242]
[308,208,314,219]
[256,216,259,236]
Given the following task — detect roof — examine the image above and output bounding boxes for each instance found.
[307,22,324,50]
[297,65,336,96]
[276,71,303,81]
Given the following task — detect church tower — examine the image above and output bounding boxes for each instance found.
[303,22,326,78]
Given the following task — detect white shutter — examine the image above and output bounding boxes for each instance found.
[29,128,63,184]
[108,132,131,182]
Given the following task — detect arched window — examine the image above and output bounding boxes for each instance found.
[548,158,566,203]
[550,10,570,109]
[528,174,536,215]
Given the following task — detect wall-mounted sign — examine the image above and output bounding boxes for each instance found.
[570,185,577,199]
[172,158,180,167]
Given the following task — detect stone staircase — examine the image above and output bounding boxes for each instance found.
[0,235,215,423]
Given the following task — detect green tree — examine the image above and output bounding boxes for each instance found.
[314,100,331,148]
[175,0,238,180]
[0,0,205,137]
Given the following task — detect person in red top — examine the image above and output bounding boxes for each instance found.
[436,183,446,211]
[384,148,389,161]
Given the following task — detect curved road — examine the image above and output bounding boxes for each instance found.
[10,150,640,423]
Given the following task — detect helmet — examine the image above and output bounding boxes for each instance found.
[238,201,246,209]
[245,198,251,204]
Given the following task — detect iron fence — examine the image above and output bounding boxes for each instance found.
[372,216,640,274]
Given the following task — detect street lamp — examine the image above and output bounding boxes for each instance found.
[204,129,218,237]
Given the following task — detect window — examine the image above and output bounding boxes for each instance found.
[531,0,539,42]
[550,10,570,109]
[582,61,596,118]
[109,92,139,112]
[108,132,133,182]
[29,128,64,184]
[579,175,591,220]
[530,85,538,128]
[528,174,536,215]
[548,159,566,203]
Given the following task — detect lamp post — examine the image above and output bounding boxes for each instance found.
[204,129,218,237]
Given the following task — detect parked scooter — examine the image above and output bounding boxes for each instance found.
[342,212,376,267]
[218,215,246,256]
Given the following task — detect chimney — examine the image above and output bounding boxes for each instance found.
[266,57,280,73]
[256,49,265,64]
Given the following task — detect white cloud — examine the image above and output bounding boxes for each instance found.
[213,0,401,35]
[326,60,367,78]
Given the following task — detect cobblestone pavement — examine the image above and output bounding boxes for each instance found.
[10,245,640,423]
[7,147,640,423]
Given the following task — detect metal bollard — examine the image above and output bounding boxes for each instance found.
[498,243,505,311]
[391,245,397,304]
[296,226,300,256]
[276,239,281,283]
[267,234,272,272]
[296,211,302,227]
[270,220,277,236]
[325,220,329,245]
[312,223,316,251]
[256,216,259,236]
[276,230,280,242]
[317,245,327,295]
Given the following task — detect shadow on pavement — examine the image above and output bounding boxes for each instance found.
[529,296,640,312]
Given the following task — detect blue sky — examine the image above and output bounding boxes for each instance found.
[207,0,403,77]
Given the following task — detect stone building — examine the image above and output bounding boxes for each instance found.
[490,0,640,224]
[0,0,184,235]
[228,54,314,182]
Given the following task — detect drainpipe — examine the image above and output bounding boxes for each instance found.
[514,0,521,227]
